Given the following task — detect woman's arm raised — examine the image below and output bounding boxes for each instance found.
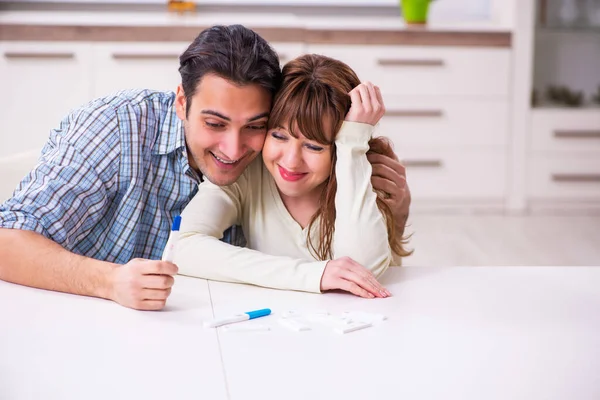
[331,82,394,277]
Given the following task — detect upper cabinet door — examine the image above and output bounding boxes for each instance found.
[92,42,187,98]
[0,42,93,157]
[307,44,511,98]
[91,41,306,98]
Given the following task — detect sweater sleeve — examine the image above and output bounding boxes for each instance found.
[332,121,393,277]
[169,164,327,293]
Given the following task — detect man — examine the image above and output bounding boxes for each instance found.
[0,25,410,310]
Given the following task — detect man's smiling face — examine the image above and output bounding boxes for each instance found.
[175,73,272,186]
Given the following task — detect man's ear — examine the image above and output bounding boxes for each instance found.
[175,84,187,121]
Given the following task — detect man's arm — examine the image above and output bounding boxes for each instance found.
[0,229,177,310]
[0,229,113,298]
[0,103,176,310]
[367,152,411,237]
[366,86,411,239]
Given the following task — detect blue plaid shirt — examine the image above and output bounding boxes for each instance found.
[0,89,243,264]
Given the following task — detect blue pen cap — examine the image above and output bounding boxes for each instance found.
[171,215,182,231]
[245,308,271,319]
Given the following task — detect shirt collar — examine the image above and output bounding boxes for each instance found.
[152,95,203,182]
[152,101,185,156]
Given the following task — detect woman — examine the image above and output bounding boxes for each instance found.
[169,54,411,299]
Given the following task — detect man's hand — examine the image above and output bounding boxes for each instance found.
[368,152,411,237]
[109,259,178,310]
[320,256,391,299]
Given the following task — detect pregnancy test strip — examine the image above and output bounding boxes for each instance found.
[335,321,372,334]
[278,318,311,332]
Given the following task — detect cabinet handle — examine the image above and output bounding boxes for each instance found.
[386,109,444,118]
[377,58,445,67]
[4,52,75,59]
[402,159,443,168]
[554,130,600,139]
[111,53,180,60]
[552,173,600,183]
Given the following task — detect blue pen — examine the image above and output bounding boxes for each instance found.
[203,308,271,328]
[163,215,182,263]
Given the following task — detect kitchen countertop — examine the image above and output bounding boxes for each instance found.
[0,10,512,46]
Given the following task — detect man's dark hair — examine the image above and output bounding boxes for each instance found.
[179,24,283,116]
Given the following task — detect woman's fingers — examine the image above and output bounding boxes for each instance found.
[347,261,391,297]
[365,82,381,114]
[340,258,390,298]
[321,257,391,298]
[340,280,373,299]
[349,86,362,105]
[346,88,363,122]
[374,85,384,107]
[357,84,372,113]
[341,268,382,298]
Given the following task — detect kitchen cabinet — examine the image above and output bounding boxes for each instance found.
[0,42,93,158]
[308,43,511,205]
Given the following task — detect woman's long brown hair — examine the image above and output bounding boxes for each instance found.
[268,54,412,261]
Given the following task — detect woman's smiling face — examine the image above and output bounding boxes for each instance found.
[262,123,333,200]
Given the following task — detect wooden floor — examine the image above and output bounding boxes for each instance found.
[401,214,600,267]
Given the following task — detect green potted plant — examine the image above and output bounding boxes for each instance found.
[401,0,433,25]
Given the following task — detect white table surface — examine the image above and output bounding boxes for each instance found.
[0,276,228,400]
[209,267,600,400]
[2,266,599,400]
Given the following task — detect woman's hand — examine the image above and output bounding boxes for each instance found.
[320,256,391,298]
[345,82,386,126]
